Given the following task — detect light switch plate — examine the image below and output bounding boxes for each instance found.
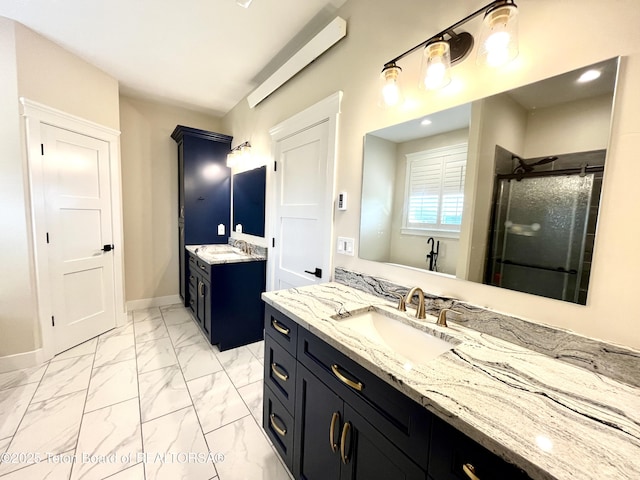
[337,236,354,256]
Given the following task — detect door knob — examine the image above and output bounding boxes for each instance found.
[304,267,322,278]
[101,244,114,252]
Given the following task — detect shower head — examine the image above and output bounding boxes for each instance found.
[512,155,558,174]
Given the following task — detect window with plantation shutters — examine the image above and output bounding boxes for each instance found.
[402,144,467,236]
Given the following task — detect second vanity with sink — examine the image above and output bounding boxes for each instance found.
[261,282,640,480]
[186,243,266,350]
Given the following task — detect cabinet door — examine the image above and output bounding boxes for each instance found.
[201,276,212,339]
[341,404,426,480]
[294,365,342,480]
[195,276,205,328]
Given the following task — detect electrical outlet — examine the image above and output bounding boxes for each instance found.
[337,237,354,256]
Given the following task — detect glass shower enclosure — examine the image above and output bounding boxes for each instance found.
[485,172,595,304]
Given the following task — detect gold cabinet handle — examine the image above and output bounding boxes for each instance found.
[331,364,363,391]
[271,319,290,336]
[271,363,289,382]
[269,413,287,437]
[329,411,340,453]
[340,422,351,464]
[463,463,480,480]
[199,281,205,297]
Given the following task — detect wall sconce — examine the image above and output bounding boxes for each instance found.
[226,141,252,168]
[380,0,519,107]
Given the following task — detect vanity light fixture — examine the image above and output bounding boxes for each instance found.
[379,0,519,107]
[226,141,252,168]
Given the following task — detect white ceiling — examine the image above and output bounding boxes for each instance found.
[0,0,347,116]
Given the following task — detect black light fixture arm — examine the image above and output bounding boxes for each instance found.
[230,141,251,154]
[382,0,516,69]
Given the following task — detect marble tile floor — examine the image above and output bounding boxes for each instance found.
[0,304,292,480]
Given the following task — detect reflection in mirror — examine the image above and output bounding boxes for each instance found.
[232,165,266,237]
[360,58,619,305]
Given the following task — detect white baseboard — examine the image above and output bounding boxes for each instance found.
[126,294,182,312]
[0,348,45,374]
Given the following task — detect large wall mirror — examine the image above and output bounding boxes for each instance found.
[360,57,619,305]
[232,165,266,237]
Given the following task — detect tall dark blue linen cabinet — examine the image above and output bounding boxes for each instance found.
[171,125,232,304]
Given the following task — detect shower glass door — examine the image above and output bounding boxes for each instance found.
[487,173,594,303]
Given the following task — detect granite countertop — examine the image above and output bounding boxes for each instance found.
[186,244,266,265]
[262,282,640,480]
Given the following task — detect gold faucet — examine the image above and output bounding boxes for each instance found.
[405,287,426,319]
[236,240,249,254]
[437,308,460,327]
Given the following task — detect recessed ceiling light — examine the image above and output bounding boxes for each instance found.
[421,118,432,126]
[577,69,601,83]
[236,0,253,7]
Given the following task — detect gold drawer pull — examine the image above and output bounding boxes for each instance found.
[271,319,290,336]
[269,413,287,437]
[463,463,480,480]
[331,364,363,391]
[329,411,340,453]
[340,422,351,464]
[271,363,289,381]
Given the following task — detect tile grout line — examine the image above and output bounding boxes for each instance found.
[159,306,220,479]
[131,312,148,480]
[66,333,100,480]
[0,358,53,478]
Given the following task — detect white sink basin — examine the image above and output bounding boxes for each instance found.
[333,308,457,367]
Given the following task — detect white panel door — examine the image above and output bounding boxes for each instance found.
[42,124,116,353]
[273,121,331,289]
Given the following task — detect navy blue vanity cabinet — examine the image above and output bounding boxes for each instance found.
[295,363,426,480]
[171,125,232,305]
[209,260,266,351]
[428,417,531,480]
[262,305,535,480]
[187,252,212,338]
[263,306,298,471]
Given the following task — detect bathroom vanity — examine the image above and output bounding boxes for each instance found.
[261,282,640,480]
[186,244,266,351]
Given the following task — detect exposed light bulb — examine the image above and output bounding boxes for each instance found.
[477,4,519,67]
[422,41,451,90]
[380,65,403,107]
[484,31,511,67]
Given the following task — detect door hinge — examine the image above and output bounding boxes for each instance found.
[46,232,50,244]
[272,238,275,248]
[51,316,55,327]
[41,144,44,155]
[274,161,277,172]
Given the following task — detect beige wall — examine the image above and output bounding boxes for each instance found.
[0,18,36,357]
[523,94,613,158]
[15,23,119,130]
[360,135,395,262]
[222,0,640,349]
[119,96,224,302]
[0,18,120,358]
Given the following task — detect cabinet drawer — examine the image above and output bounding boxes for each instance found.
[297,327,431,470]
[188,270,197,289]
[195,258,211,278]
[428,417,531,480]
[264,305,298,355]
[188,286,196,314]
[264,335,297,414]
[263,384,294,471]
